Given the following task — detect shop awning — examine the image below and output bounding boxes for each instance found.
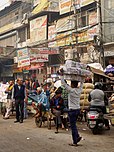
[90,67,114,81]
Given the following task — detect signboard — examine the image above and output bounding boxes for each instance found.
[30,63,44,70]
[78,26,97,43]
[48,25,57,47]
[81,0,95,7]
[30,15,47,43]
[56,31,76,46]
[89,11,97,26]
[56,15,75,33]
[17,48,30,67]
[30,48,58,63]
[59,0,72,15]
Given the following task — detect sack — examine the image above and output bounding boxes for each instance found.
[82,88,93,94]
[80,99,90,106]
[83,83,94,89]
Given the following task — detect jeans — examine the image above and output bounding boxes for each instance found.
[68,109,80,144]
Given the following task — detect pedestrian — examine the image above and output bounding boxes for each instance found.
[60,71,83,146]
[4,81,14,119]
[50,88,65,133]
[12,78,26,123]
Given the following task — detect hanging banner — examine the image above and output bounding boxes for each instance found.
[17,48,30,67]
[30,15,47,43]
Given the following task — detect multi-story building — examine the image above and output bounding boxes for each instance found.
[0,0,32,81]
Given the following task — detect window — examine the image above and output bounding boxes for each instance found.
[18,28,26,43]
[77,11,88,28]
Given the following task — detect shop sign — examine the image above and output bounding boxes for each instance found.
[30,15,47,43]
[30,48,58,63]
[30,63,44,70]
[81,0,95,7]
[56,31,76,46]
[78,26,97,43]
[48,25,57,47]
[59,0,72,15]
[17,48,30,67]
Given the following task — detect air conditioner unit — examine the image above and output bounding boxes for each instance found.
[64,49,73,60]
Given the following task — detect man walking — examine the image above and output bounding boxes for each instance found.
[60,72,83,146]
[12,78,26,123]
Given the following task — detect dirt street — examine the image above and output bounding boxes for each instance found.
[0,115,114,152]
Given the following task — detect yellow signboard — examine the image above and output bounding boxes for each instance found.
[32,0,49,14]
[59,0,72,15]
[0,23,14,34]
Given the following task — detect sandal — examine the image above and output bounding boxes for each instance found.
[69,143,78,147]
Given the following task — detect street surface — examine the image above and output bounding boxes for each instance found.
[0,115,114,152]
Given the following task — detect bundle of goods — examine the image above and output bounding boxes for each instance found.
[80,83,94,110]
[109,94,114,115]
[61,60,92,82]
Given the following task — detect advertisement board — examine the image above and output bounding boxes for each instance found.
[30,48,58,63]
[48,25,57,47]
[30,15,47,43]
[17,48,30,67]
[59,0,72,15]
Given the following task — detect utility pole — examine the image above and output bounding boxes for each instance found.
[98,0,105,68]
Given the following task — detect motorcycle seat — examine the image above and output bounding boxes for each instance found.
[89,107,102,113]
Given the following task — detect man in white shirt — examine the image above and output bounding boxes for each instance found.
[61,74,83,146]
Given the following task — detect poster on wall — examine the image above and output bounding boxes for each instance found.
[30,15,47,43]
[17,48,30,67]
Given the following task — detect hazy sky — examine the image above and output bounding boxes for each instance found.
[0,0,10,10]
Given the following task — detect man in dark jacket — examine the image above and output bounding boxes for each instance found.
[12,78,26,123]
[50,88,65,133]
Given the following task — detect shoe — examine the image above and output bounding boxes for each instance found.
[14,120,19,123]
[77,137,82,143]
[69,143,78,147]
[20,120,23,123]
[3,117,9,120]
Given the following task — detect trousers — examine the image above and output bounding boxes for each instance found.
[15,99,24,121]
[68,109,80,144]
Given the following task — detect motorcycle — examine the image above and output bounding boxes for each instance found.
[87,107,104,134]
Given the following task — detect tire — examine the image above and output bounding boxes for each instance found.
[92,128,98,135]
[35,117,42,128]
